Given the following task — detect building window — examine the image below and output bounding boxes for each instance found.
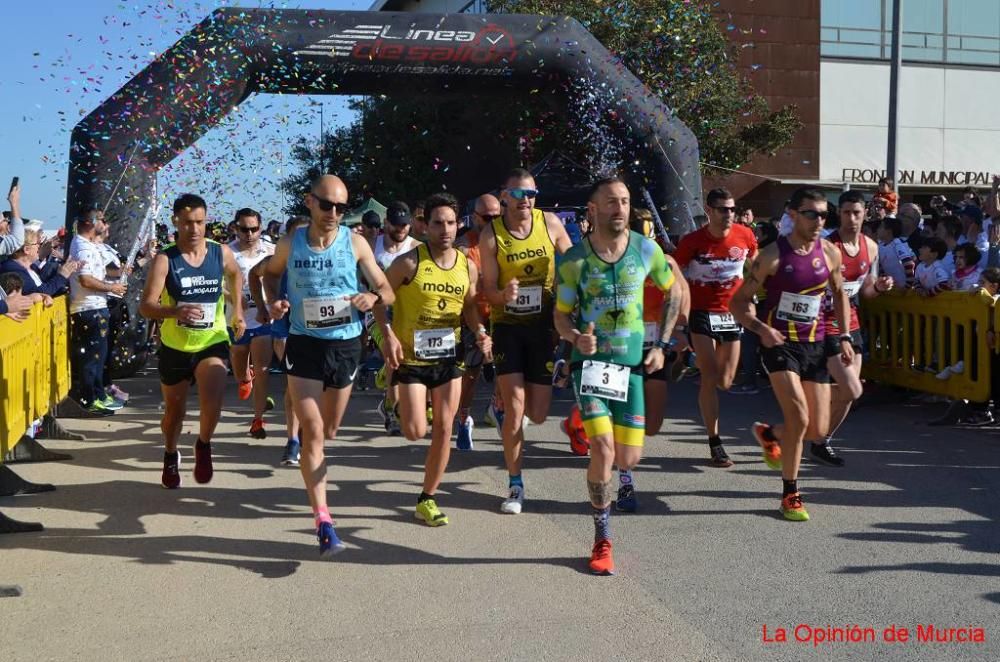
[822,0,1000,66]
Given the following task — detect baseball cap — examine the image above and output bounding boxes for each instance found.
[362,210,382,228]
[386,201,411,226]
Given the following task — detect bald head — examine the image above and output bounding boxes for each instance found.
[311,174,348,199]
[473,193,501,231]
[306,174,349,226]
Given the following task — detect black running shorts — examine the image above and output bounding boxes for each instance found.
[284,334,362,390]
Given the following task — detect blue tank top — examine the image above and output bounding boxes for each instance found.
[286,226,362,340]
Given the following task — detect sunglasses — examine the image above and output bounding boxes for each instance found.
[476,212,502,222]
[797,209,829,221]
[506,188,538,200]
[310,193,350,214]
[237,225,261,233]
[711,205,737,213]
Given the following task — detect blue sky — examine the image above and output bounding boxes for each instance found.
[0,0,373,230]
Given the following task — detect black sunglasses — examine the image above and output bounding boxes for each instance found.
[237,225,261,233]
[476,212,502,222]
[797,209,829,220]
[711,205,737,213]
[310,193,350,215]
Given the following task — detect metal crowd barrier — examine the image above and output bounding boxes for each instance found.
[0,299,71,457]
[861,290,994,402]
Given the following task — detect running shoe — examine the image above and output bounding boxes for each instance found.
[280,439,301,467]
[728,382,759,395]
[415,498,449,527]
[615,484,637,513]
[249,418,266,439]
[588,539,615,576]
[83,400,115,417]
[193,440,213,484]
[561,418,590,456]
[500,485,524,514]
[384,406,402,436]
[486,400,505,436]
[810,442,845,467]
[237,379,253,400]
[426,405,434,425]
[961,410,996,426]
[456,416,474,451]
[710,444,734,468]
[377,398,390,425]
[780,492,810,522]
[752,421,782,470]
[100,395,125,411]
[552,358,570,389]
[108,384,130,402]
[265,396,276,412]
[317,521,346,558]
[161,451,181,489]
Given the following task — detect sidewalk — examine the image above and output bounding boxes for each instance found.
[1,368,998,661]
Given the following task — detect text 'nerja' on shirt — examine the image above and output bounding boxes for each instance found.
[286,226,363,340]
[490,208,555,326]
[159,241,229,353]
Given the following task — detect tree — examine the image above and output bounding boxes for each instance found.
[279,0,801,211]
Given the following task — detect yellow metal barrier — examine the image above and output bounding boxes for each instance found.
[861,290,993,401]
[0,298,71,458]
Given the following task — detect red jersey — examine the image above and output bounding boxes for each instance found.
[673,224,757,313]
[824,231,872,334]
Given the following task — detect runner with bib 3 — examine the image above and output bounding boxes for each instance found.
[554,177,682,576]
[673,188,757,468]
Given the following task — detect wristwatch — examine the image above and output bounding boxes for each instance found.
[653,339,671,350]
[839,334,853,343]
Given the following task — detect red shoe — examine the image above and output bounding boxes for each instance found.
[193,440,213,484]
[249,418,266,439]
[237,368,254,400]
[752,421,782,470]
[588,539,615,576]
[561,418,591,456]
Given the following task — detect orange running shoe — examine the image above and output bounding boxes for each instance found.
[249,418,266,439]
[561,406,590,456]
[238,368,254,401]
[588,539,615,576]
[780,492,810,521]
[752,421,782,470]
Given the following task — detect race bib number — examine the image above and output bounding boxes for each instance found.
[303,296,352,330]
[709,312,739,333]
[842,280,863,298]
[414,327,456,360]
[776,292,821,324]
[579,360,630,402]
[505,286,542,315]
[643,322,660,350]
[178,302,216,330]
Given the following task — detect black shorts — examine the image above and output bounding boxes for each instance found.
[158,342,230,386]
[823,329,864,358]
[689,310,742,344]
[460,326,485,369]
[393,362,464,389]
[284,334,362,390]
[761,341,830,383]
[492,323,555,385]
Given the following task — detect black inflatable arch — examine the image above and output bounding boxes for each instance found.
[67,8,703,237]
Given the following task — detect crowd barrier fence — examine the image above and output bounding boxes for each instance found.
[861,290,994,402]
[0,299,71,458]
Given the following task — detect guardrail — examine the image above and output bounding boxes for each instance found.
[861,290,994,402]
[0,299,71,458]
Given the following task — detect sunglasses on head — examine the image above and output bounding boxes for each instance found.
[310,193,350,214]
[797,209,829,221]
[506,188,538,200]
[237,225,261,233]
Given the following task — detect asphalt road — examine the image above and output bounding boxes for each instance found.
[1,367,998,661]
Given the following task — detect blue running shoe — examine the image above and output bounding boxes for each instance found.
[616,484,637,512]
[456,415,474,451]
[317,521,346,558]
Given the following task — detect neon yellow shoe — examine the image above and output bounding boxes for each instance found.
[426,405,433,425]
[375,365,387,390]
[780,492,810,522]
[415,498,449,527]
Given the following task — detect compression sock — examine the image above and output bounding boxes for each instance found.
[592,505,612,542]
[782,479,798,497]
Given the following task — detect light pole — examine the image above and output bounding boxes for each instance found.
[309,98,325,173]
[887,0,903,191]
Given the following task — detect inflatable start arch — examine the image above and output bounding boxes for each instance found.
[67,8,703,236]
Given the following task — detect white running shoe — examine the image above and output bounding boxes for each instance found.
[500,485,524,514]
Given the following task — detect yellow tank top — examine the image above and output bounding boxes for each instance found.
[392,244,470,366]
[491,208,555,326]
